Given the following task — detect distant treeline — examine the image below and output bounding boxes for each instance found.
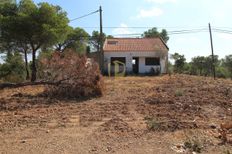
[170,53,232,79]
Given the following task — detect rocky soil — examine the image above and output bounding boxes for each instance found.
[0,75,231,153]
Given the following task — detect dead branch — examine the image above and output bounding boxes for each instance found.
[0,81,58,90]
[0,75,80,90]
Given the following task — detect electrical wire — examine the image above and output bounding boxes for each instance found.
[49,28,232,39]
[76,26,209,29]
[68,8,232,36]
[212,28,232,34]
[70,10,99,22]
[213,27,232,30]
[168,29,208,35]
[111,29,209,37]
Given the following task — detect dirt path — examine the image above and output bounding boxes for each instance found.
[0,75,232,153]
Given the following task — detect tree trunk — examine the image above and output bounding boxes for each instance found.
[24,49,30,80]
[31,50,37,82]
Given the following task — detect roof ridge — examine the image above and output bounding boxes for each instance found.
[104,37,169,52]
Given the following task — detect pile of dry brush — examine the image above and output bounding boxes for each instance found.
[39,50,104,98]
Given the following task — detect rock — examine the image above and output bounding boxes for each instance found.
[46,130,50,133]
[210,124,217,129]
[176,144,182,149]
[91,146,97,152]
[221,122,232,130]
[106,146,112,152]
[171,144,186,153]
[21,140,26,143]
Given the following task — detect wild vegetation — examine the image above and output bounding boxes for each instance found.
[39,50,104,98]
[0,1,105,98]
[170,52,232,79]
[0,0,110,83]
[0,52,25,83]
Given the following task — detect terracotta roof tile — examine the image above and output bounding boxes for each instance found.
[103,38,168,52]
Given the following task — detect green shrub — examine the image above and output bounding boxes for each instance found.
[184,139,203,153]
[175,89,184,97]
[144,116,161,131]
[216,67,230,78]
[149,67,161,76]
[0,52,25,83]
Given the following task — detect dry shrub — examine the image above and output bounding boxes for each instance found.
[40,50,104,98]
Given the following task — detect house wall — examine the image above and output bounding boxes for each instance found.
[138,57,161,73]
[104,51,168,74]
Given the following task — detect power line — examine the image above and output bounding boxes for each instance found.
[86,29,209,37]
[73,23,232,33]
[57,25,232,37]
[168,28,207,33]
[70,29,217,37]
[78,26,154,29]
[213,31,232,35]
[168,29,208,35]
[75,26,211,36]
[212,28,232,34]
[77,26,209,30]
[70,10,99,22]
[88,26,205,29]
[112,33,142,36]
[213,26,232,30]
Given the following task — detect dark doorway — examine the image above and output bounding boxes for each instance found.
[132,57,139,74]
[111,57,126,66]
[110,57,126,75]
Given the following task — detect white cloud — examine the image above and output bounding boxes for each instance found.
[137,7,163,19]
[145,0,177,4]
[112,23,137,37]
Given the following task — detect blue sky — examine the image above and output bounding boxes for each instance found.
[1,0,232,63]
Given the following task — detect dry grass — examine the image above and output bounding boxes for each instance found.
[0,74,231,153]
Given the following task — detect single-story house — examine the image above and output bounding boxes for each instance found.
[103,37,169,75]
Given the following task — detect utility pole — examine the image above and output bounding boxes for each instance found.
[208,23,216,80]
[99,6,104,74]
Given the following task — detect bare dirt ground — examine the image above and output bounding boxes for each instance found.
[0,75,231,154]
